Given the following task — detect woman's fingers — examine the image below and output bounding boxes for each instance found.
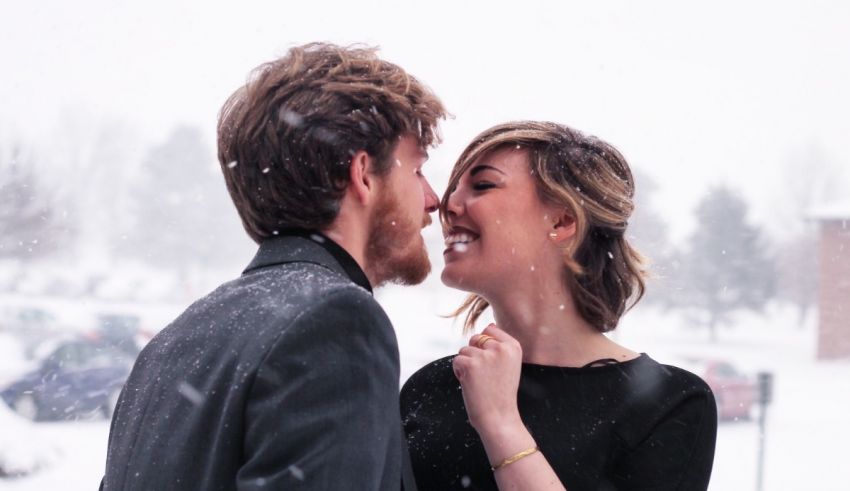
[469,323,506,350]
[453,325,524,431]
[470,334,496,349]
[458,346,478,357]
[469,331,495,345]
[453,350,478,381]
[481,323,513,342]
[452,362,464,380]
[481,324,522,354]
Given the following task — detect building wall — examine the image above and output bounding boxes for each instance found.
[818,219,850,360]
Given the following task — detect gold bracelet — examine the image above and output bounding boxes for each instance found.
[491,446,539,471]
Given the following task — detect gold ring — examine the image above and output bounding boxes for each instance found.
[475,334,495,349]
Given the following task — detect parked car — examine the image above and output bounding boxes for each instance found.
[0,305,60,359]
[1,337,135,421]
[677,357,758,421]
[96,312,145,356]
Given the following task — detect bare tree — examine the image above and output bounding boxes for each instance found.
[0,144,74,261]
[770,143,848,325]
[628,168,675,306]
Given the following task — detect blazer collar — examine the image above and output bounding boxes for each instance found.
[242,230,373,294]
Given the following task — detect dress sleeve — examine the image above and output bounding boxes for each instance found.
[236,289,401,490]
[610,390,718,490]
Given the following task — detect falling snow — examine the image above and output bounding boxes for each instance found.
[2,4,849,489]
[288,464,305,481]
[176,381,205,406]
[279,108,304,127]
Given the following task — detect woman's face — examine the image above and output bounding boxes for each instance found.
[441,147,563,295]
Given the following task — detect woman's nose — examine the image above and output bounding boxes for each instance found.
[444,188,464,218]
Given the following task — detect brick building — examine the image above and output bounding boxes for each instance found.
[813,203,850,360]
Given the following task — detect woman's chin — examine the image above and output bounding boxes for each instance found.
[440,267,478,294]
[440,268,458,288]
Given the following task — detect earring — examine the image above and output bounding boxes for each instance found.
[548,233,558,240]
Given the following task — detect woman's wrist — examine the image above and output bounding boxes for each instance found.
[471,405,523,431]
[476,415,537,467]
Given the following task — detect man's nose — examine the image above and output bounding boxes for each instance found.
[423,180,439,214]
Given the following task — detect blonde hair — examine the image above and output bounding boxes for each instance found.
[442,121,648,333]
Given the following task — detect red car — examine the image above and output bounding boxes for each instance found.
[677,358,758,421]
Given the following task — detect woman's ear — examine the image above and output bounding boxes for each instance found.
[348,150,376,206]
[550,210,577,243]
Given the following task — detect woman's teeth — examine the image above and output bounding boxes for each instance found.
[445,232,479,249]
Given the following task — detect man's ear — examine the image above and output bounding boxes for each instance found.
[348,150,377,206]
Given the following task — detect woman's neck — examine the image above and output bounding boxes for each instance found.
[485,278,637,367]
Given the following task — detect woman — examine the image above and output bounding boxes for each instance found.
[400,121,717,490]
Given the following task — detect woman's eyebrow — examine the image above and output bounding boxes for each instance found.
[469,164,506,176]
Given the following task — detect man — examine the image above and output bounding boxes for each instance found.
[101,42,447,490]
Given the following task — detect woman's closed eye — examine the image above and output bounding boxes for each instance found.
[472,181,497,191]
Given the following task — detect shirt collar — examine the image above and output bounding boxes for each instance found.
[288,229,372,293]
[243,229,372,294]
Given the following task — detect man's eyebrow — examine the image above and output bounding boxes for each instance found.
[469,164,506,176]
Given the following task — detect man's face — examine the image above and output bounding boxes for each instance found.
[365,135,439,287]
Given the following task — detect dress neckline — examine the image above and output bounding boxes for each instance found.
[520,352,649,372]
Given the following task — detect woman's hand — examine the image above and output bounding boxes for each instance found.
[452,324,524,432]
[453,325,567,490]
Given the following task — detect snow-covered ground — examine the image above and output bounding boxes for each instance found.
[1,281,848,490]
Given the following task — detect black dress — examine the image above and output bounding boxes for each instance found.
[400,354,717,491]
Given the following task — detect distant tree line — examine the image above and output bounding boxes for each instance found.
[0,125,249,298]
[0,130,837,334]
[630,173,822,342]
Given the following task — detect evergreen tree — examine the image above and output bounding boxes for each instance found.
[679,185,775,341]
[121,126,249,285]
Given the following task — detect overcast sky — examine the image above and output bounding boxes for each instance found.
[2,0,848,242]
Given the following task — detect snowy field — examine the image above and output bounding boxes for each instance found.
[1,280,848,490]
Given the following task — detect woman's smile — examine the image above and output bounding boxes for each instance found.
[443,227,480,256]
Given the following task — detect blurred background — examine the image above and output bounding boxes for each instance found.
[1,0,848,489]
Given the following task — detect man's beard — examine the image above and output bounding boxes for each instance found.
[365,190,432,287]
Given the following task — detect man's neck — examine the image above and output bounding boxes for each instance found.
[322,222,374,285]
